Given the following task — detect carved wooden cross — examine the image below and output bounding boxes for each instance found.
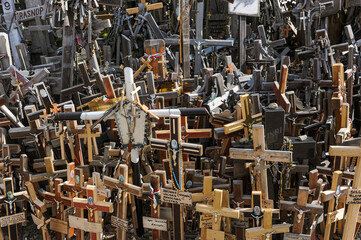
[223,94,262,136]
[279,186,323,234]
[230,124,292,199]
[72,184,114,240]
[273,65,291,113]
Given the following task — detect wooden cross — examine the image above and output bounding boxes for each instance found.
[144,39,168,79]
[282,25,293,38]
[37,178,73,239]
[25,181,50,240]
[226,63,236,74]
[196,189,245,238]
[155,116,212,161]
[77,120,101,163]
[245,208,291,240]
[223,94,262,136]
[320,171,346,239]
[332,63,346,133]
[328,143,361,240]
[61,165,86,239]
[0,178,27,240]
[273,65,291,113]
[279,186,323,234]
[230,124,292,199]
[72,184,114,240]
[126,0,163,15]
[150,115,203,240]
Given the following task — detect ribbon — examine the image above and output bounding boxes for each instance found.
[144,51,166,61]
[148,185,160,208]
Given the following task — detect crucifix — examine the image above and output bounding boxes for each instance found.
[273,65,291,113]
[150,115,203,240]
[61,166,86,239]
[104,164,142,239]
[37,178,73,240]
[328,144,361,240]
[279,186,323,234]
[196,189,246,239]
[223,94,262,136]
[0,178,27,240]
[230,124,292,199]
[155,116,212,161]
[245,208,291,240]
[72,184,114,240]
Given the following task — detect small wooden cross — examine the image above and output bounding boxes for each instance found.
[273,65,291,113]
[72,184,114,240]
[230,124,292,199]
[279,186,323,234]
[224,94,262,136]
[126,0,163,15]
[77,120,101,163]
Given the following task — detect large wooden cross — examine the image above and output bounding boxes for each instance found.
[78,120,101,163]
[126,0,163,15]
[328,143,361,240]
[230,124,292,199]
[103,164,143,239]
[72,185,114,240]
[150,115,203,240]
[223,94,262,136]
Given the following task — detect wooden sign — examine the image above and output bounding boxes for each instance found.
[143,216,167,231]
[111,215,128,230]
[183,161,196,170]
[68,215,103,233]
[231,218,250,228]
[199,214,213,228]
[50,218,68,234]
[206,229,225,240]
[284,233,311,240]
[14,5,46,21]
[347,189,361,204]
[161,188,192,206]
[0,212,26,227]
[329,209,345,223]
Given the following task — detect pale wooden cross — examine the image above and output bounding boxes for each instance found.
[224,94,262,136]
[273,65,291,113]
[230,124,292,199]
[126,0,163,15]
[329,143,361,239]
[103,164,142,239]
[77,120,101,163]
[331,63,346,133]
[72,185,114,240]
[196,189,246,239]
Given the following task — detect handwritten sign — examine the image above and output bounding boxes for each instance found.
[200,214,213,228]
[183,161,195,170]
[111,216,128,230]
[284,233,311,240]
[143,217,167,231]
[161,188,192,206]
[15,5,46,22]
[69,215,102,233]
[347,189,361,204]
[231,218,249,228]
[328,209,344,223]
[0,212,26,227]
